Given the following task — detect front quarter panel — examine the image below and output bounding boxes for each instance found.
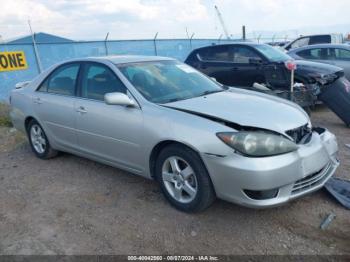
[141,103,236,177]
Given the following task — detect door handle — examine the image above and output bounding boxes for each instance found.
[33,97,43,104]
[232,67,239,71]
[76,106,87,114]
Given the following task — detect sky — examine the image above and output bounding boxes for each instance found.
[1,0,350,41]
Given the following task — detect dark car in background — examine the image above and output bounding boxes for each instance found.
[185,43,343,89]
[185,43,350,126]
[287,44,350,80]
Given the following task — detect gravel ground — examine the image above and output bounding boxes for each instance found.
[0,105,349,255]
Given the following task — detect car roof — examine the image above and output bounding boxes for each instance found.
[65,55,175,65]
[297,33,341,37]
[191,42,265,51]
[103,55,175,64]
[288,44,350,53]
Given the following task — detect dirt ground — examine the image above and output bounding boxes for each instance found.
[0,105,349,255]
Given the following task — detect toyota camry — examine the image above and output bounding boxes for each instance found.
[10,56,339,212]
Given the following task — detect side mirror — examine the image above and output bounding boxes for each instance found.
[104,92,136,107]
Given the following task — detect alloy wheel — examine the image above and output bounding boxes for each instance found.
[30,124,46,154]
[162,156,198,203]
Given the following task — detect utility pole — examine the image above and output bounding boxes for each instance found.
[242,25,246,41]
[153,32,158,56]
[214,5,230,40]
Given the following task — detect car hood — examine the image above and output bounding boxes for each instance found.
[165,89,309,134]
[295,60,343,76]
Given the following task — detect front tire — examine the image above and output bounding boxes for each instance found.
[155,144,215,212]
[27,119,58,159]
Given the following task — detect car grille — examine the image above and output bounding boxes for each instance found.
[291,162,332,194]
[286,124,312,144]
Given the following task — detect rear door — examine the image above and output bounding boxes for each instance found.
[75,62,144,172]
[194,45,236,86]
[32,63,80,150]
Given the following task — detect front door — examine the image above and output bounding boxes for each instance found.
[230,46,265,87]
[75,62,144,172]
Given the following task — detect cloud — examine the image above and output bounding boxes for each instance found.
[0,0,349,41]
[214,0,350,36]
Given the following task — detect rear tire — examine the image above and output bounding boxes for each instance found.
[27,119,58,159]
[155,144,216,212]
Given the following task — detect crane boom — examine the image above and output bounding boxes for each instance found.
[214,5,230,39]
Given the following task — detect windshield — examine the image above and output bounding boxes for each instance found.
[254,44,292,62]
[117,60,223,103]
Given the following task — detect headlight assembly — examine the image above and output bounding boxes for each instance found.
[217,132,298,157]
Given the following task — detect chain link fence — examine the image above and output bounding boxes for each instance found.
[0,38,244,100]
[0,32,298,101]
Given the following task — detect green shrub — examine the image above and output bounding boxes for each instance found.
[0,103,12,127]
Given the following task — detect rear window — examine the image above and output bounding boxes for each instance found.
[291,37,310,49]
[198,45,232,62]
[38,63,80,96]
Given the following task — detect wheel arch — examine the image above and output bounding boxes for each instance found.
[149,140,201,179]
[24,116,47,135]
[24,116,38,131]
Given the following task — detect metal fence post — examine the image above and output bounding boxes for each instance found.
[257,34,262,43]
[218,34,223,44]
[28,20,43,73]
[189,33,195,50]
[153,32,158,56]
[104,32,109,56]
[242,25,246,41]
[272,34,276,43]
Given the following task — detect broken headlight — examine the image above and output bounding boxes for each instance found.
[217,132,298,157]
[313,74,338,86]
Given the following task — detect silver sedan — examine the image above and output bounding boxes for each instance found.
[10,56,339,212]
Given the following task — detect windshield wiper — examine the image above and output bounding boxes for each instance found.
[161,89,225,104]
[198,89,224,97]
[160,97,184,104]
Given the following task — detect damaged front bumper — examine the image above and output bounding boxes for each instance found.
[202,128,339,208]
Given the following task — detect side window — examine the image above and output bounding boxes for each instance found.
[291,37,310,49]
[297,48,323,59]
[334,48,350,60]
[233,47,261,63]
[200,46,232,62]
[38,64,79,95]
[309,35,331,45]
[197,48,209,61]
[81,63,126,101]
